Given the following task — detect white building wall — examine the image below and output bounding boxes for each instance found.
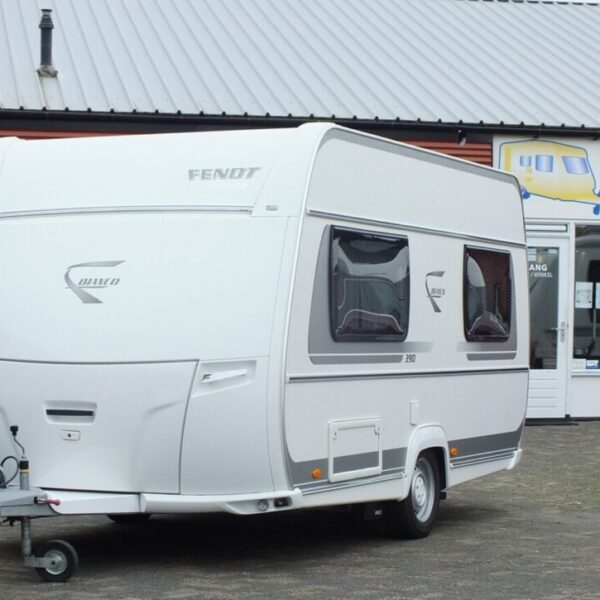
[494,136,600,418]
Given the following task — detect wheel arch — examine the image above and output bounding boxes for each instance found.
[405,425,449,492]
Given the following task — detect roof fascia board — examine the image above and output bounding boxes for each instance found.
[0,109,599,139]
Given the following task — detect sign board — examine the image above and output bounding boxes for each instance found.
[493,137,600,220]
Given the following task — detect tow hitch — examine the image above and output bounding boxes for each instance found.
[0,425,79,582]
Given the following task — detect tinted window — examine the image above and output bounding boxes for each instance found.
[330,227,409,341]
[464,247,511,342]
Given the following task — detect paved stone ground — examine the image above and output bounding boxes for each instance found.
[1,422,599,600]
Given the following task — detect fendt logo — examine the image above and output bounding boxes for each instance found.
[425,271,446,313]
[64,261,125,304]
[188,167,261,181]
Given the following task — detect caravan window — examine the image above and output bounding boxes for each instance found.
[519,155,532,167]
[330,227,409,341]
[535,155,554,172]
[563,156,590,175]
[464,247,512,342]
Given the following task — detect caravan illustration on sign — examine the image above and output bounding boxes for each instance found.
[498,140,600,214]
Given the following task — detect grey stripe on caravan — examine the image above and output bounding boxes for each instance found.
[287,367,528,383]
[290,448,407,488]
[466,352,517,361]
[450,449,517,468]
[294,465,405,491]
[301,471,405,496]
[290,424,524,490]
[310,343,434,365]
[307,209,527,249]
[0,206,254,219]
[334,451,379,473]
[457,341,517,352]
[449,425,523,462]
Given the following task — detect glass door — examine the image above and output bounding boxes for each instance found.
[527,238,569,418]
[572,226,600,368]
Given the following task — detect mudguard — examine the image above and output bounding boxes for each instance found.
[404,425,449,491]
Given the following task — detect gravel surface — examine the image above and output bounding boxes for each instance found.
[1,421,599,599]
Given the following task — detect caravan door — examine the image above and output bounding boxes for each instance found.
[527,237,570,418]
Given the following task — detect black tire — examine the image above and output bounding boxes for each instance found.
[35,539,79,583]
[107,513,151,525]
[386,450,440,539]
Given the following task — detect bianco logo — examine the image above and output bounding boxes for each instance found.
[425,271,446,313]
[64,261,125,304]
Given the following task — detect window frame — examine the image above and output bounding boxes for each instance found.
[463,245,512,343]
[329,225,410,343]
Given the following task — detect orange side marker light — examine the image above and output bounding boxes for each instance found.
[311,468,322,479]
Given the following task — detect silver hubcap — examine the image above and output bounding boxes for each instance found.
[411,457,435,523]
[45,550,67,576]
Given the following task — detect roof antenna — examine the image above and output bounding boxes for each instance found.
[37,8,58,78]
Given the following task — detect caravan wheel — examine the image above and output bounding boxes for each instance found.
[386,450,440,539]
[35,540,79,582]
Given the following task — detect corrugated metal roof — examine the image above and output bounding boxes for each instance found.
[0,0,599,128]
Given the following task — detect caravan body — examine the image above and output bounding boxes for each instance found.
[0,124,528,529]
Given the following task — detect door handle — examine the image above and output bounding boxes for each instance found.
[201,369,248,384]
[548,322,567,342]
[559,321,566,342]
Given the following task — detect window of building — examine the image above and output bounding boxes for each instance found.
[528,247,559,369]
[464,247,512,342]
[330,227,409,341]
[573,226,600,362]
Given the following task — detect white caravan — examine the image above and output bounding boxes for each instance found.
[0,124,528,581]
